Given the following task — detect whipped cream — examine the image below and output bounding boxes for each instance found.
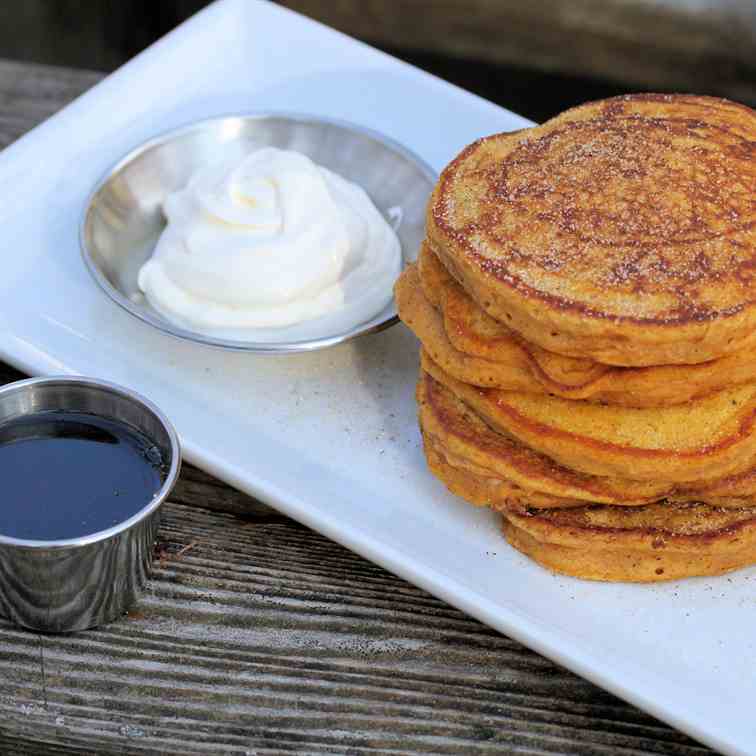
[137,147,402,340]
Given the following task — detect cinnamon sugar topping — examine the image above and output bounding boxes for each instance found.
[431,95,756,325]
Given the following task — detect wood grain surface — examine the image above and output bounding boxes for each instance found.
[277,0,756,105]
[0,60,714,755]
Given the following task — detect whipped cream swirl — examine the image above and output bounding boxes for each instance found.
[138,147,401,339]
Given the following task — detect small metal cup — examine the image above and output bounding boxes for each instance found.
[0,376,181,633]
[81,112,436,353]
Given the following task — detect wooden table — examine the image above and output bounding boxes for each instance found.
[0,60,713,756]
[277,0,756,106]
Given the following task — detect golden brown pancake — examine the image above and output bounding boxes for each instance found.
[422,432,571,510]
[422,352,756,483]
[503,501,756,582]
[416,241,610,389]
[420,369,756,508]
[685,466,756,507]
[417,370,674,507]
[401,245,756,407]
[397,262,548,390]
[426,94,756,367]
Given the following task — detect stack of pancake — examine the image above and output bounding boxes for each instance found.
[395,94,756,582]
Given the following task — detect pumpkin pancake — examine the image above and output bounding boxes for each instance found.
[427,424,756,514]
[503,501,756,582]
[426,94,756,367]
[420,369,756,508]
[417,370,673,507]
[397,262,545,391]
[685,466,756,508]
[422,352,756,483]
[401,244,756,407]
[415,242,610,391]
[422,432,572,511]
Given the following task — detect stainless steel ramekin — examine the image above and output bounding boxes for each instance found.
[0,376,181,633]
[81,112,436,353]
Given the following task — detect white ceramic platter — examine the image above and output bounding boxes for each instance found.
[0,1,753,753]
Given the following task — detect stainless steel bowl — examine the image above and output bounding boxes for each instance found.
[81,113,437,353]
[0,376,181,633]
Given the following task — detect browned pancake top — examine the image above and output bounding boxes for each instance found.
[431,94,756,325]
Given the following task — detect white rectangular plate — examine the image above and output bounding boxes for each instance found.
[0,2,752,753]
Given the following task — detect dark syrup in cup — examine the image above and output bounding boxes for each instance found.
[0,410,166,541]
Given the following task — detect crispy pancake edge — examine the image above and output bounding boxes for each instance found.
[421,369,756,508]
[409,246,756,406]
[418,369,674,506]
[503,516,756,582]
[422,351,756,483]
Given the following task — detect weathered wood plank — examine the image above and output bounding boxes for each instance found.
[0,58,714,754]
[277,0,756,105]
[171,464,279,520]
[0,2,754,107]
[0,501,712,755]
[0,60,101,146]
